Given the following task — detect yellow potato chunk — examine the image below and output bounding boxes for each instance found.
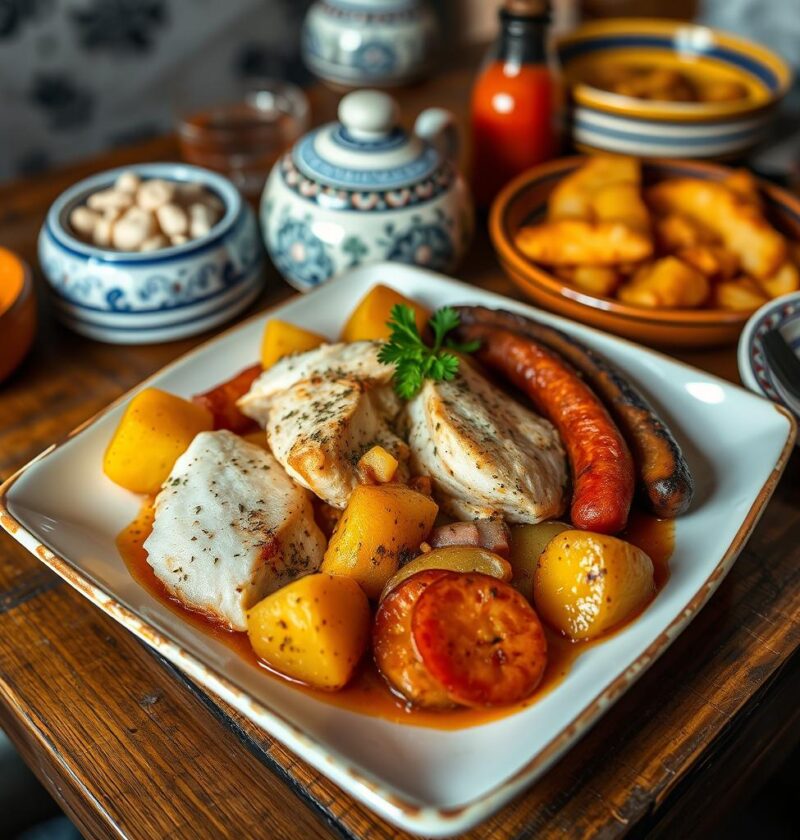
[261,320,326,369]
[647,178,787,279]
[321,484,438,599]
[617,256,709,309]
[759,261,800,299]
[516,219,653,266]
[570,265,620,297]
[711,277,768,311]
[103,388,212,494]
[591,182,650,234]
[341,284,429,342]
[534,530,655,641]
[247,573,371,690]
[677,246,740,281]
[509,521,570,603]
[655,213,718,253]
[356,445,398,484]
[380,545,512,601]
[549,155,640,221]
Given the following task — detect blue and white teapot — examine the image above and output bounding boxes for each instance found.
[260,89,473,292]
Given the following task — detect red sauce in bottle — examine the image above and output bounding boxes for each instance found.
[470,0,557,208]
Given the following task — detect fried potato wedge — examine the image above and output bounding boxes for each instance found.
[548,155,640,221]
[592,182,650,234]
[618,256,710,309]
[566,265,620,297]
[655,213,718,253]
[647,178,787,279]
[677,245,740,281]
[722,169,763,209]
[516,219,653,266]
[711,276,769,311]
[758,261,800,299]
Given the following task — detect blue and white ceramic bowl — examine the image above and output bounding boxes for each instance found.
[261,89,473,292]
[738,292,800,432]
[557,18,792,159]
[39,163,264,345]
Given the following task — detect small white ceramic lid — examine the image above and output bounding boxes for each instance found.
[291,90,440,191]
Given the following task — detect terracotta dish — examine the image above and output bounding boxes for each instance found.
[0,247,36,383]
[489,157,800,348]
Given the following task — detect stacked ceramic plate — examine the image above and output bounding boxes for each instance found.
[738,292,800,430]
[39,163,265,344]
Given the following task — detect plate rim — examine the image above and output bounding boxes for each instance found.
[1,266,796,836]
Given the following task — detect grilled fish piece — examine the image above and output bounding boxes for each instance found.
[238,342,408,507]
[404,362,567,523]
[144,430,325,630]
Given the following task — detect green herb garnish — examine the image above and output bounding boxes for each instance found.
[377,304,480,399]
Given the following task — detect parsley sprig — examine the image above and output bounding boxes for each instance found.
[377,304,480,399]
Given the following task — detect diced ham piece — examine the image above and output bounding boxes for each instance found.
[428,519,511,558]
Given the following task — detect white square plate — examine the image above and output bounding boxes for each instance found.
[1,264,795,836]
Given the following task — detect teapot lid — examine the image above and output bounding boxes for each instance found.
[292,90,440,191]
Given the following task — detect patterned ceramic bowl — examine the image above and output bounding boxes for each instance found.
[738,292,800,431]
[39,163,264,345]
[490,156,800,349]
[557,18,792,159]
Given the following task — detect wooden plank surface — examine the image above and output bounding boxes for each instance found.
[0,64,798,840]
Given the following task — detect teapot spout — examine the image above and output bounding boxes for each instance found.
[414,108,460,165]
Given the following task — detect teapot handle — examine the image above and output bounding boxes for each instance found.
[414,108,460,165]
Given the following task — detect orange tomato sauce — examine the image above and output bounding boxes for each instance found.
[117,502,673,729]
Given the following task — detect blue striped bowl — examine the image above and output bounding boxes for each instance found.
[557,18,792,159]
[39,163,265,345]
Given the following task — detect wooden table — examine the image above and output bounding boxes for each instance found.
[0,64,798,840]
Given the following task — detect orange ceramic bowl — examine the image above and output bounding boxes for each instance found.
[0,248,36,382]
[489,156,800,348]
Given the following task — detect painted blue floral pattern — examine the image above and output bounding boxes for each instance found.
[272,216,334,287]
[352,41,396,75]
[386,221,453,272]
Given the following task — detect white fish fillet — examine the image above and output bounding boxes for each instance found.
[144,430,325,631]
[405,362,568,523]
[238,342,408,507]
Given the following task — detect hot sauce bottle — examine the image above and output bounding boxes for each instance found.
[470,0,556,208]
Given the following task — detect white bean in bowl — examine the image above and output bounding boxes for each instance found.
[68,170,226,253]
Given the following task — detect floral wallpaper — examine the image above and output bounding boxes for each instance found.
[0,0,312,180]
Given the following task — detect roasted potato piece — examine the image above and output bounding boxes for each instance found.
[548,155,640,221]
[321,484,438,599]
[516,219,652,266]
[592,182,650,234]
[569,265,620,297]
[247,573,371,690]
[654,213,718,253]
[509,521,570,603]
[103,388,213,494]
[534,530,655,641]
[617,257,709,309]
[722,169,762,209]
[381,545,512,600]
[710,276,768,311]
[261,320,325,369]
[647,178,787,279]
[341,284,428,342]
[677,245,740,281]
[356,444,399,484]
[758,261,800,299]
[700,79,747,103]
